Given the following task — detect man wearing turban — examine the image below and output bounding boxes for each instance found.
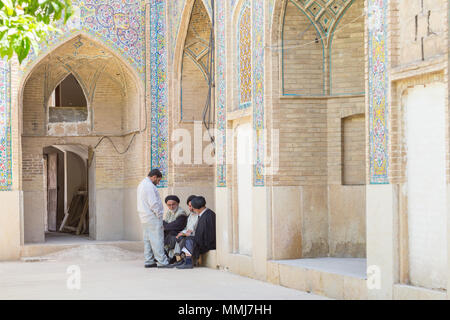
[163,195,188,263]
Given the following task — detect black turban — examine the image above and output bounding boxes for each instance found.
[165,195,180,204]
[191,196,206,209]
[187,195,197,205]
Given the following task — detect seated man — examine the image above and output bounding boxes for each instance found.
[172,195,200,263]
[163,195,188,262]
[175,196,216,269]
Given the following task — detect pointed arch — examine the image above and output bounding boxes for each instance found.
[282,0,325,96]
[173,0,213,122]
[20,33,144,137]
[19,32,144,106]
[48,73,88,108]
[47,73,89,124]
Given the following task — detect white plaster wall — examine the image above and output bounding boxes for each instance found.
[366,184,395,299]
[236,123,253,256]
[405,83,447,290]
[123,187,142,241]
[215,187,231,269]
[0,191,22,260]
[328,185,366,258]
[271,186,302,259]
[170,186,216,213]
[23,191,45,243]
[252,186,269,280]
[94,189,124,240]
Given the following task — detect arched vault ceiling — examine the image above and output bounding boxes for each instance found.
[29,36,130,102]
[289,0,355,46]
[183,0,211,80]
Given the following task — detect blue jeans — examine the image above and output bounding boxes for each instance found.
[142,214,169,266]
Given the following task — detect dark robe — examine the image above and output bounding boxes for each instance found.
[182,208,216,259]
[163,214,187,247]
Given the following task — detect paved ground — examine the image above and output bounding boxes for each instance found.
[0,258,328,300]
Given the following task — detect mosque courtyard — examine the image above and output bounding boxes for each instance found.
[0,246,327,300]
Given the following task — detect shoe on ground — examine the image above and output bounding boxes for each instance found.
[157,263,176,269]
[176,258,193,269]
[145,263,157,268]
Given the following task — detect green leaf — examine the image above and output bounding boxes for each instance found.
[0,0,73,62]
[1,0,14,11]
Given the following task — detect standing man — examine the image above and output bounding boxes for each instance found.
[137,169,171,268]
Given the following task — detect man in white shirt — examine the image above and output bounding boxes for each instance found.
[137,169,171,268]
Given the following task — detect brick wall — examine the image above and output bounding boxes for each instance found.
[330,0,365,95]
[283,1,324,95]
[397,0,447,67]
[342,114,365,185]
[327,96,365,185]
[272,98,328,186]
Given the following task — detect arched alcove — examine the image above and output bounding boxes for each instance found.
[48,73,89,123]
[180,0,212,122]
[269,0,367,263]
[169,0,216,210]
[20,34,145,244]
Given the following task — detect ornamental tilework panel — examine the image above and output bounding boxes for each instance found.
[0,60,11,191]
[289,0,353,41]
[238,2,252,109]
[21,0,146,81]
[169,0,211,61]
[216,0,227,187]
[150,0,169,187]
[252,0,264,186]
[368,0,389,184]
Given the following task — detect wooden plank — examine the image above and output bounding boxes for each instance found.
[47,153,58,232]
[76,196,89,235]
[67,195,83,227]
[59,193,78,231]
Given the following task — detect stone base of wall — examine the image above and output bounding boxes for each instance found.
[0,191,22,261]
[267,258,367,300]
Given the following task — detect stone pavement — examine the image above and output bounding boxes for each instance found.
[0,260,329,300]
